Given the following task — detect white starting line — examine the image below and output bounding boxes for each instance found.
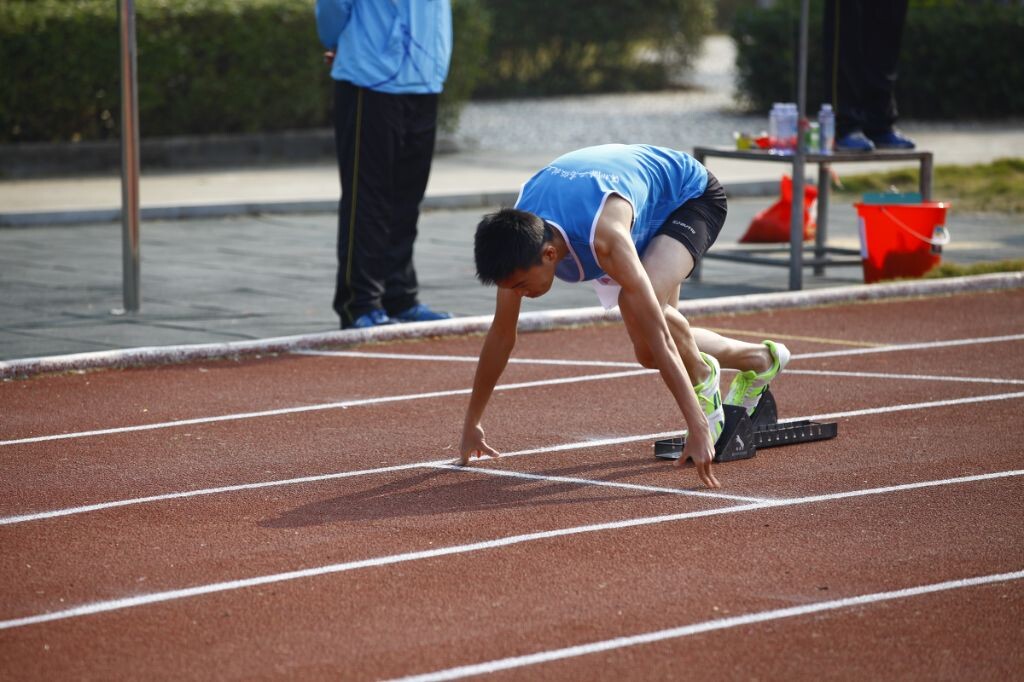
[426,462,768,504]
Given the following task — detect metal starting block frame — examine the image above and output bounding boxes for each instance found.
[654,388,837,463]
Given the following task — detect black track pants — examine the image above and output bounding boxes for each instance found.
[331,80,438,327]
[823,0,909,137]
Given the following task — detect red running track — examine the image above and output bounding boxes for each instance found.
[1,289,1023,680]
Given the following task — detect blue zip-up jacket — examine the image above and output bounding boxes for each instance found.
[315,0,452,94]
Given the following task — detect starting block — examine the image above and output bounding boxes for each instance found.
[654,388,837,463]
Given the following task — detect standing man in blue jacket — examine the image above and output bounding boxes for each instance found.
[316,0,454,329]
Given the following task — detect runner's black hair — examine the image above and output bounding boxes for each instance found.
[474,208,553,285]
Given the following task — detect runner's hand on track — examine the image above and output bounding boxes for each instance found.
[459,424,499,466]
[678,429,720,489]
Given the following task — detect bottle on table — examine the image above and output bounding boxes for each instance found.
[818,103,835,154]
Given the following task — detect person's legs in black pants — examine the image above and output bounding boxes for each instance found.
[332,82,402,328]
[860,0,908,137]
[382,93,438,318]
[824,0,910,146]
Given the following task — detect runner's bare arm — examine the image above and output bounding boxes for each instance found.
[459,287,522,465]
[593,198,719,488]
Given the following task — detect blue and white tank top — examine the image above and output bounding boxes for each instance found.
[514,144,708,282]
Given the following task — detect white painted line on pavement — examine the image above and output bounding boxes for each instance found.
[392,569,1024,681]
[0,430,683,526]
[793,333,1024,360]
[796,390,1024,424]
[785,369,1024,385]
[5,389,1024,526]
[5,332,1023,447]
[1,469,1021,631]
[295,349,637,368]
[427,463,767,503]
[0,369,651,447]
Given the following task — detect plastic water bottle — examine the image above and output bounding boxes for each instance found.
[818,103,835,154]
[771,103,789,154]
[769,103,783,152]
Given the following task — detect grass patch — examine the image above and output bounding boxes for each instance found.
[835,157,1024,214]
[922,259,1024,279]
[882,259,1024,283]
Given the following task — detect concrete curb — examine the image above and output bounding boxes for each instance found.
[3,272,1021,379]
[0,183,781,227]
[0,191,521,227]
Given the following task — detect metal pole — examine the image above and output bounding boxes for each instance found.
[814,161,830,275]
[788,0,809,291]
[118,0,141,312]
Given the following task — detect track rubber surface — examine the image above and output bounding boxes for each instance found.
[2,289,1023,679]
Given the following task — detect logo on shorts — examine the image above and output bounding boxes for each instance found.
[672,219,696,235]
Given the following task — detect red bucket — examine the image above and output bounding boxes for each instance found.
[854,202,951,283]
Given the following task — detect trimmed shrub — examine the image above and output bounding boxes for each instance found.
[473,0,714,98]
[0,0,489,143]
[731,0,1024,119]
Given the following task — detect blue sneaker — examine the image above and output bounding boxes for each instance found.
[867,129,916,150]
[349,308,396,329]
[391,303,453,323]
[834,131,875,152]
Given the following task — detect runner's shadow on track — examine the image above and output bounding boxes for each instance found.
[260,458,692,528]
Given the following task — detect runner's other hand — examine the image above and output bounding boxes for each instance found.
[459,424,499,466]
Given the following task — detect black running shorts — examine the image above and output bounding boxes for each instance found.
[654,172,727,277]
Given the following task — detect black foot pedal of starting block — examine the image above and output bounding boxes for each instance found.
[654,387,837,463]
[749,387,778,430]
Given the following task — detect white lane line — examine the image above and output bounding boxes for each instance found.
[392,569,1024,681]
[307,354,1024,386]
[1,469,1021,632]
[6,332,1022,447]
[6,389,1024,527]
[300,334,1024,365]
[0,462,429,526]
[0,430,680,526]
[427,463,768,503]
[296,349,637,368]
[794,333,1024,360]
[785,369,1024,385]
[0,369,652,447]
[795,390,1024,423]
[299,329,1024,364]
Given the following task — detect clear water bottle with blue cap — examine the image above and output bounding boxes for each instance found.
[818,103,835,154]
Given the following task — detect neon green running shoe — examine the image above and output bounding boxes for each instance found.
[694,352,725,444]
[724,340,791,415]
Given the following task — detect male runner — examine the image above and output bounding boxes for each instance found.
[460,144,790,488]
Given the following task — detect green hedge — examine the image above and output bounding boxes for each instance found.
[473,0,713,98]
[731,1,1024,119]
[0,0,490,143]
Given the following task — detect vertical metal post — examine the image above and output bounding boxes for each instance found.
[119,0,141,312]
[788,0,809,291]
[920,152,933,200]
[814,161,830,275]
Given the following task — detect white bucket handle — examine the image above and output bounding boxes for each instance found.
[878,206,951,246]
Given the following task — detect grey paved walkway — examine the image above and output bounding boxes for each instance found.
[1,36,1022,362]
[3,198,1021,362]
